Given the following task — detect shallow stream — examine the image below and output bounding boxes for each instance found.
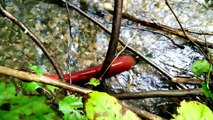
[0,0,213,118]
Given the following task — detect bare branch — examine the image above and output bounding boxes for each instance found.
[112,89,203,99]
[122,102,167,120]
[0,5,66,82]
[0,66,92,94]
[99,0,123,79]
[107,9,213,48]
[65,2,73,84]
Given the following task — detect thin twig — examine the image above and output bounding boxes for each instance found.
[99,32,138,79]
[165,0,210,62]
[122,102,167,120]
[98,0,123,80]
[0,5,66,82]
[123,25,185,48]
[182,29,213,35]
[124,43,174,79]
[65,1,73,84]
[112,89,203,99]
[172,77,203,84]
[107,10,213,48]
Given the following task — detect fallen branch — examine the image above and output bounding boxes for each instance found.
[121,102,166,120]
[172,77,203,84]
[106,9,213,48]
[0,66,92,94]
[112,89,203,99]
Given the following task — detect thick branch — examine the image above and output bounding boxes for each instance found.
[98,0,123,79]
[0,66,92,94]
[0,5,65,82]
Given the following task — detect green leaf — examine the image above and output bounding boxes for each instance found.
[59,95,86,120]
[84,91,140,120]
[28,65,43,75]
[191,59,211,77]
[201,82,213,100]
[22,81,43,92]
[59,95,83,110]
[0,82,16,105]
[172,100,213,120]
[65,110,87,120]
[87,78,100,87]
[23,66,44,92]
[0,82,56,120]
[46,85,58,92]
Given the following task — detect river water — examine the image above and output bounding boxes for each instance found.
[0,0,212,118]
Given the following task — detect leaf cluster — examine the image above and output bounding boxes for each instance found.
[191,59,213,100]
[0,81,56,120]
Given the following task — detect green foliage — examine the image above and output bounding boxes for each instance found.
[46,85,58,92]
[59,95,87,120]
[207,48,213,58]
[22,81,43,92]
[28,65,43,75]
[0,82,16,105]
[84,91,140,120]
[22,65,44,92]
[191,59,211,77]
[201,83,213,101]
[87,78,100,87]
[23,65,59,93]
[191,59,213,100]
[0,81,56,120]
[172,100,213,120]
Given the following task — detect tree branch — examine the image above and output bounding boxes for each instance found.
[65,2,74,84]
[98,0,123,79]
[121,102,166,120]
[112,89,203,99]
[106,9,213,48]
[0,66,92,94]
[0,5,65,82]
